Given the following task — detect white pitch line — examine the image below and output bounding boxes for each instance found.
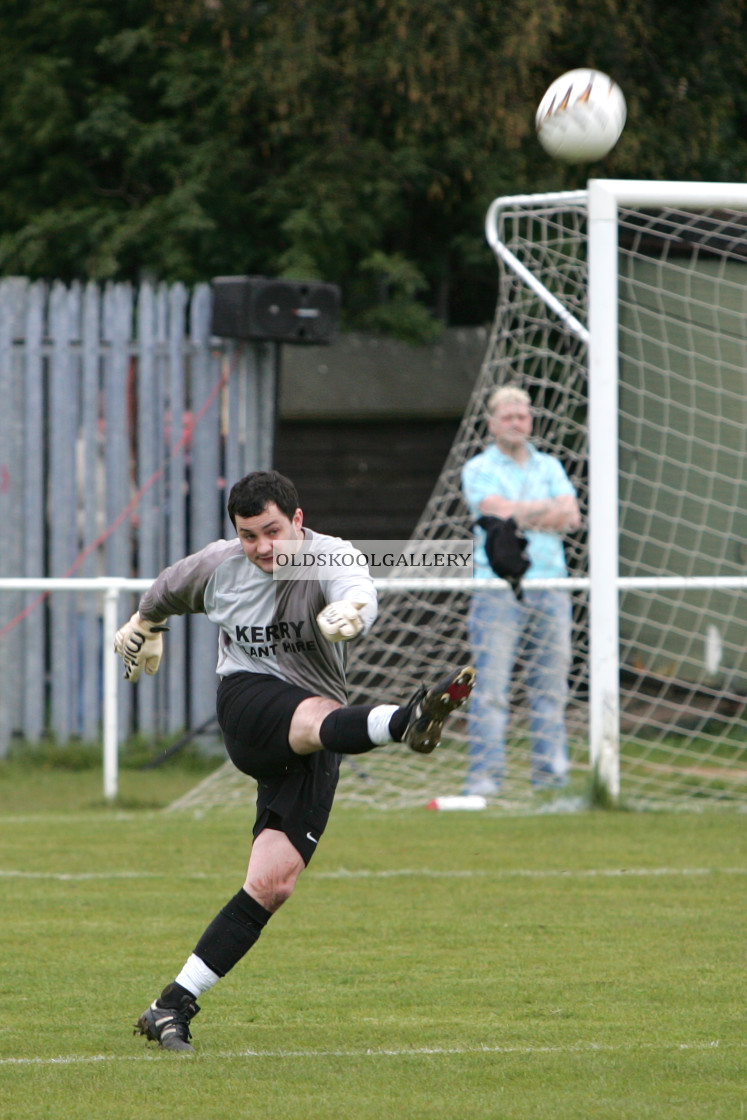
[312,866,747,880]
[0,870,163,881]
[1,866,746,883]
[0,1039,726,1067]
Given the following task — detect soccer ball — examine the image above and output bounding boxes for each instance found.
[535,68,627,163]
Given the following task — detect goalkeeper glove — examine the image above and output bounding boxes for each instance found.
[316,600,367,643]
[114,612,169,682]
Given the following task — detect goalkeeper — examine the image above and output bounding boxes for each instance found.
[115,469,474,1053]
[461,385,580,797]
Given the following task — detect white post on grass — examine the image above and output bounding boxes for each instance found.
[102,584,122,801]
[587,180,621,801]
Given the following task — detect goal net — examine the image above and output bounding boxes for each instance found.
[173,181,747,815]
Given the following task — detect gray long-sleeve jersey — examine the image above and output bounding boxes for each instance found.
[138,528,377,704]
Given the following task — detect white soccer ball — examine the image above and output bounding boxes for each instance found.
[535,68,627,163]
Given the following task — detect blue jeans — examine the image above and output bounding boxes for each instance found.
[466,589,572,791]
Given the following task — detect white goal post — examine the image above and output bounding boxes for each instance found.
[585,181,747,799]
[484,179,747,805]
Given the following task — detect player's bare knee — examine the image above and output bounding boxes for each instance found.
[289,695,341,754]
[244,870,297,912]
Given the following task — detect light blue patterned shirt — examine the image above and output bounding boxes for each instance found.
[461,443,576,580]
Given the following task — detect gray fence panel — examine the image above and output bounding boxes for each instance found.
[135,282,161,737]
[103,284,135,741]
[240,342,276,476]
[79,283,103,742]
[189,284,222,550]
[155,284,170,573]
[188,284,223,731]
[0,280,26,755]
[49,283,80,740]
[221,341,277,538]
[163,284,188,735]
[256,342,277,470]
[140,284,173,739]
[223,342,242,539]
[103,284,135,580]
[22,282,46,743]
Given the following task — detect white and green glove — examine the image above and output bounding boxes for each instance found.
[114,612,169,682]
[316,600,367,643]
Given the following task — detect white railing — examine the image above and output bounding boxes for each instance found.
[4,574,747,800]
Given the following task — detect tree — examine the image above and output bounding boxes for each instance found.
[0,0,745,339]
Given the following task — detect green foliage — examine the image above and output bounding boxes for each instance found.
[356,251,443,343]
[0,0,746,337]
[5,734,222,774]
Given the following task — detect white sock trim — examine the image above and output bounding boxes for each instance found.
[367,704,400,745]
[174,953,222,997]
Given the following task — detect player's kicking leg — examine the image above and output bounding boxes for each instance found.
[132,667,475,1053]
[307,664,476,759]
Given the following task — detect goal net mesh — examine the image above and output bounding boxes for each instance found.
[172,189,747,815]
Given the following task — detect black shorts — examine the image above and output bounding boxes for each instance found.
[216,672,341,865]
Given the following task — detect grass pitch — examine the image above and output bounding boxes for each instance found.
[0,759,745,1119]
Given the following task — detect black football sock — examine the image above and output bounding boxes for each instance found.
[387,703,412,742]
[192,889,272,978]
[319,705,381,754]
[157,981,197,1008]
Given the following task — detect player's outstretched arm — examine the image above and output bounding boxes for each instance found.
[316,600,368,643]
[114,612,170,682]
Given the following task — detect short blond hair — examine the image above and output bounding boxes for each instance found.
[487,385,531,414]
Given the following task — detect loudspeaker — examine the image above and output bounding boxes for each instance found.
[210,276,341,344]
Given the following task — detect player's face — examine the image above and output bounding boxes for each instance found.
[488,402,533,453]
[235,502,304,573]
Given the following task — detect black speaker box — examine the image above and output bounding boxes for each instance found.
[210,276,341,344]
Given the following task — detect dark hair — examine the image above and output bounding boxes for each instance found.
[227,471,300,526]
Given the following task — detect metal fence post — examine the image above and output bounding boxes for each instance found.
[102,584,121,801]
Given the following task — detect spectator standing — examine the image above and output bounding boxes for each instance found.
[461,386,580,795]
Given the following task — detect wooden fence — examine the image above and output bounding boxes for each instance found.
[0,278,276,756]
